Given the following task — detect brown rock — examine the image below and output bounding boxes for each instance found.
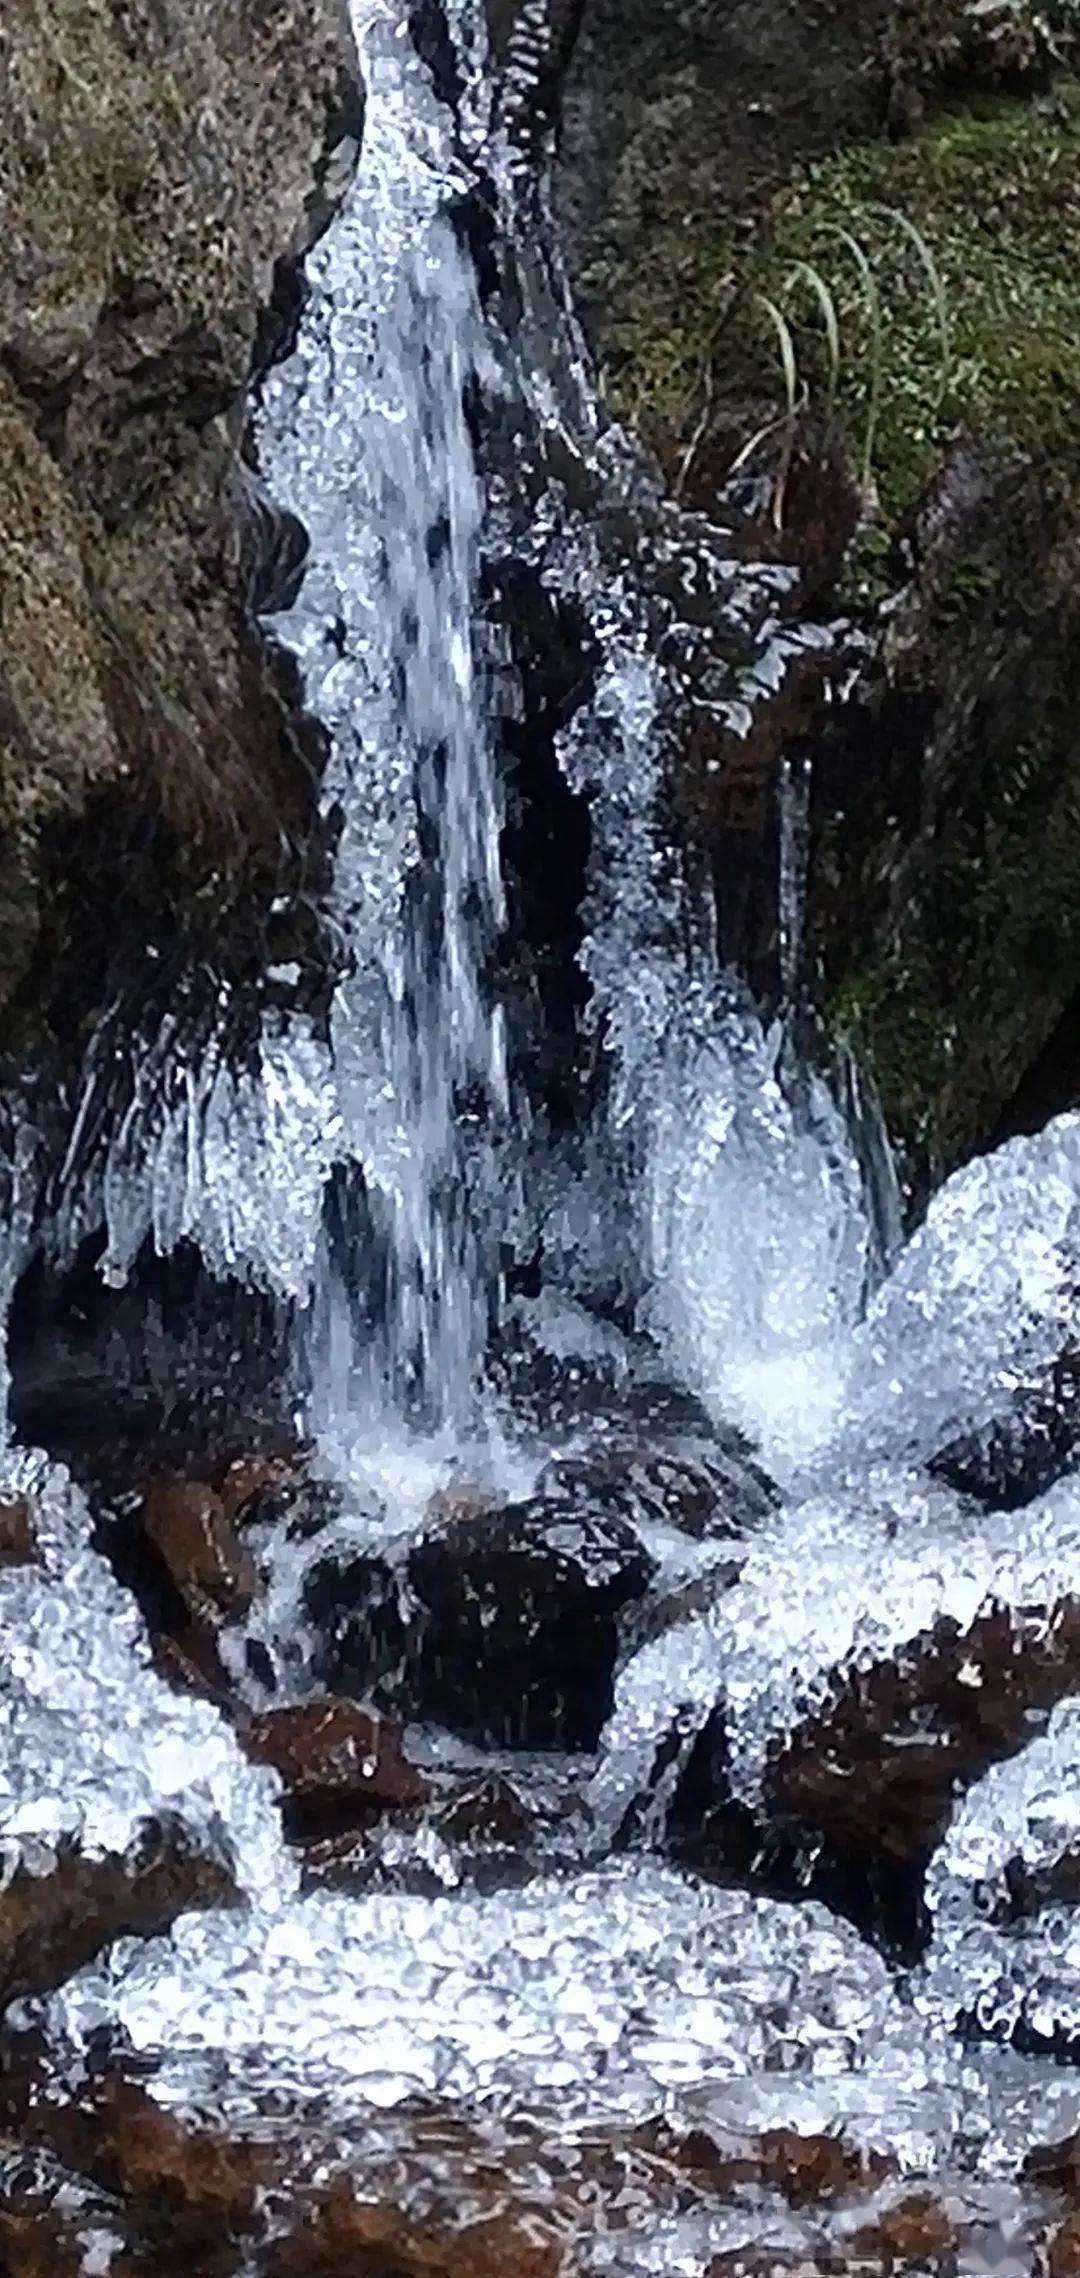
[1048,2212,1080,2278]
[0,1817,235,2002]
[0,1495,39,1567]
[242,1699,429,1841]
[84,2078,266,2237]
[768,1599,1080,1875]
[267,2181,560,2278]
[151,1621,235,1708]
[848,2190,957,2270]
[0,2207,82,2278]
[142,1481,258,1623]
[641,2120,893,2206]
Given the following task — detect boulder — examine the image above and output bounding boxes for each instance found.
[534,1431,777,1542]
[0,0,358,1058]
[302,1547,409,1709]
[1,2057,270,2278]
[929,1348,1080,1510]
[406,1498,656,1750]
[0,1816,235,2002]
[767,1600,1080,1878]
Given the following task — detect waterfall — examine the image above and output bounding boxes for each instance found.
[259,1,507,1439]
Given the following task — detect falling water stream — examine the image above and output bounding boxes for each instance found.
[9,4,1080,2272]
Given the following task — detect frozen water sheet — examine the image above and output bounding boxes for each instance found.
[42,1857,956,2161]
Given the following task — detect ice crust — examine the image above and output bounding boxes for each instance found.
[41,1857,956,2160]
[0,1449,289,1904]
[922,1696,1080,2050]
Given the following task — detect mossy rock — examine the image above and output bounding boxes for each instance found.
[601,82,1080,548]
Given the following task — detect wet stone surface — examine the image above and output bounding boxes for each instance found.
[405,1498,657,1750]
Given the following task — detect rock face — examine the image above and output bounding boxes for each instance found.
[242,1700,429,1840]
[0,0,356,1055]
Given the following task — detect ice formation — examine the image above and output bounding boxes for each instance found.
[0,1449,288,1904]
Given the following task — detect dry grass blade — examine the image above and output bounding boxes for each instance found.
[755,292,800,530]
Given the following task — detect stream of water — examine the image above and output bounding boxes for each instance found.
[7,4,1080,2272]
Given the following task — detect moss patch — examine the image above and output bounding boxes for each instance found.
[605,79,1080,542]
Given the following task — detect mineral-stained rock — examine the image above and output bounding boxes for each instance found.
[141,1482,258,1623]
[406,1499,656,1750]
[267,2180,560,2278]
[847,2190,957,2270]
[242,1700,429,1840]
[0,1816,235,2002]
[0,1496,38,1568]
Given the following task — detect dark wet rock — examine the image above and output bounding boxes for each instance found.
[929,1348,1080,1510]
[1,2060,268,2278]
[267,2178,560,2278]
[0,1818,235,2002]
[406,1499,657,1750]
[303,1547,409,1709]
[246,1473,360,1545]
[217,1451,305,1527]
[304,1767,575,1898]
[241,1700,429,1842]
[0,1496,39,1568]
[535,1431,777,1543]
[1026,2132,1080,2199]
[141,1482,259,1625]
[669,1703,796,1900]
[150,1621,234,1709]
[639,2118,894,2206]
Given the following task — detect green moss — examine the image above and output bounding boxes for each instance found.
[606,82,1080,534]
[828,965,960,1159]
[826,701,1080,1166]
